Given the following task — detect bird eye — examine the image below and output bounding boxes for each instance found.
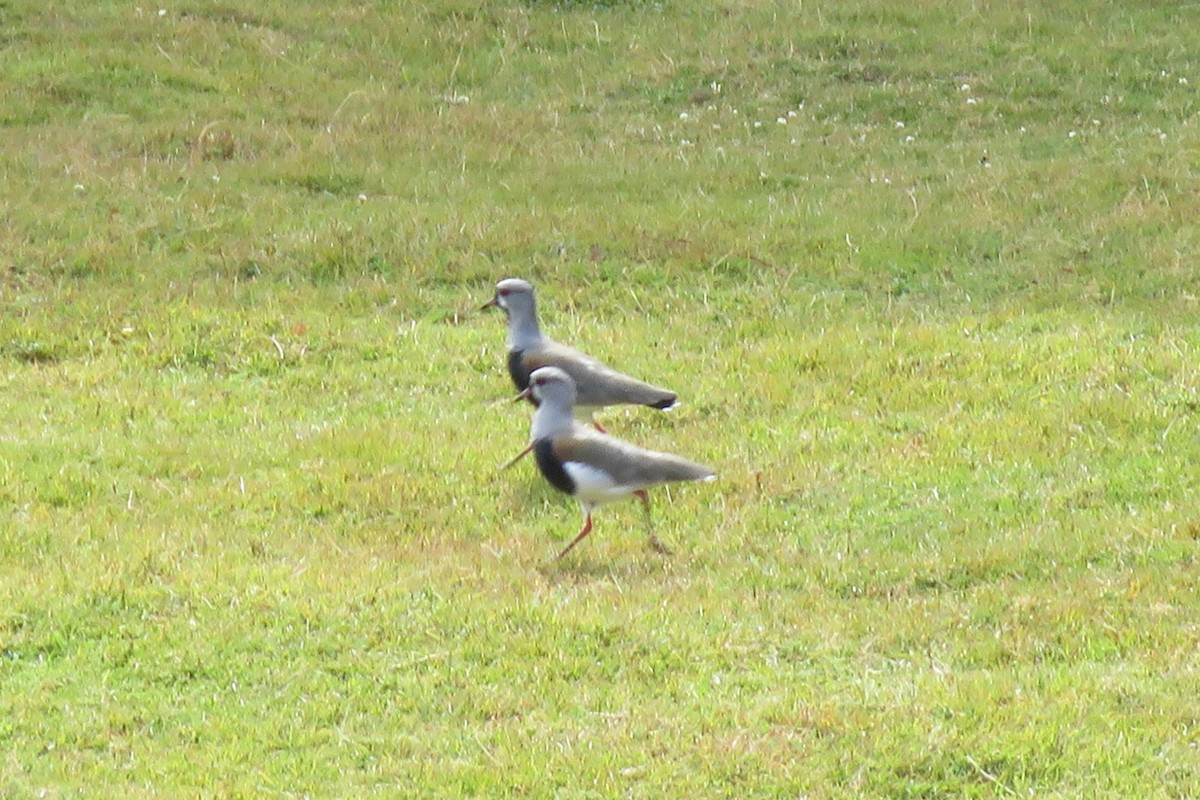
[498,288,510,297]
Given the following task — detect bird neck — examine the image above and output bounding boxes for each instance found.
[506,306,542,351]
[531,401,575,441]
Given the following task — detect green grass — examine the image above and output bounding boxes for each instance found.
[3,0,1200,796]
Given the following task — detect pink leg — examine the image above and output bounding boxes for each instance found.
[557,511,594,559]
[499,441,534,471]
[633,489,650,514]
[592,420,607,434]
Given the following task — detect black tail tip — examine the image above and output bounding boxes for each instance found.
[652,394,678,410]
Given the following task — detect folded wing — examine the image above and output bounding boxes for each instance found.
[522,339,677,409]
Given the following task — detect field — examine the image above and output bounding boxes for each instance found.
[3,0,1200,796]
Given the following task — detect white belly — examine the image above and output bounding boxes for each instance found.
[563,461,635,506]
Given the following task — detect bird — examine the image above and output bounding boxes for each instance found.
[518,366,715,559]
[482,278,678,469]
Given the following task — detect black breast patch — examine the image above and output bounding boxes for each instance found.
[507,349,533,397]
[534,438,576,496]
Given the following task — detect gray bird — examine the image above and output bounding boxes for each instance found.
[483,277,677,468]
[518,366,714,559]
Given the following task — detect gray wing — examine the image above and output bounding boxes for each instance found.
[524,339,677,409]
[553,430,715,489]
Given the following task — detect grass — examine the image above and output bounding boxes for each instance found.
[3,0,1200,795]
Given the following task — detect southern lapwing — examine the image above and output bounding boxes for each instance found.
[518,366,715,559]
[482,278,677,468]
